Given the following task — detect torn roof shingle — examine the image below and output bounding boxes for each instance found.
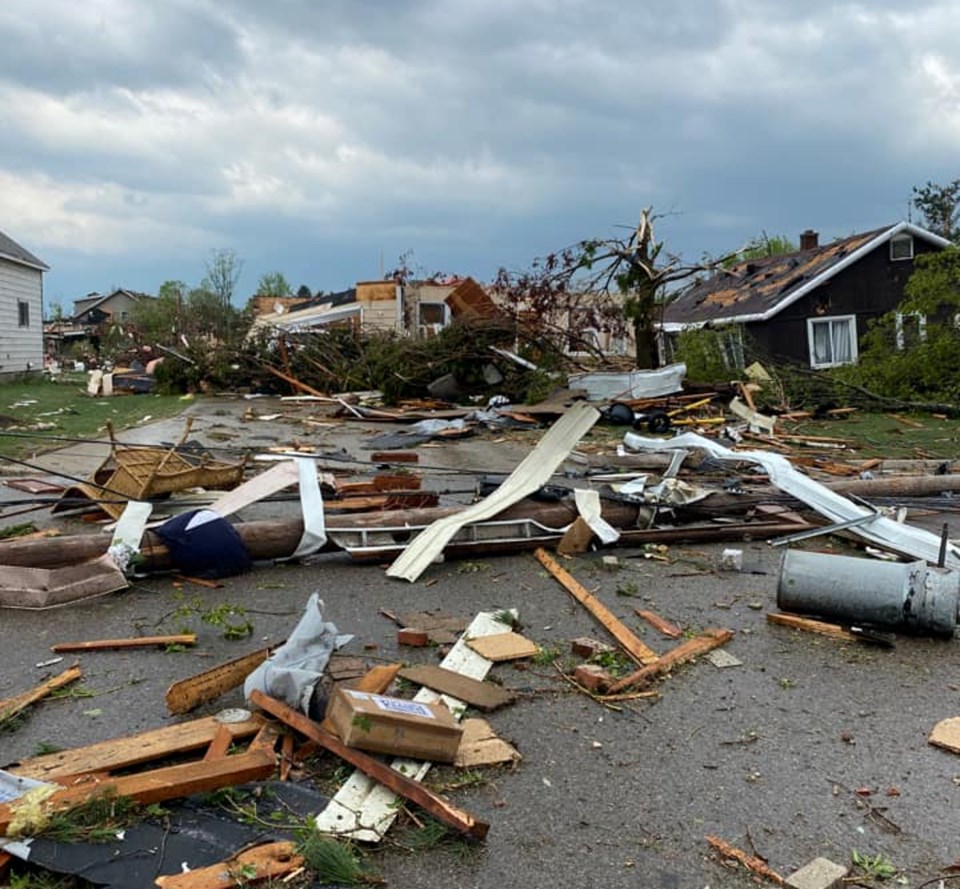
[0,229,48,271]
[662,222,949,328]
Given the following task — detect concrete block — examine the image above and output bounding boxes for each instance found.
[601,555,620,571]
[785,857,848,889]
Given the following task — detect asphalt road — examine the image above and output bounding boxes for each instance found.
[1,396,958,888]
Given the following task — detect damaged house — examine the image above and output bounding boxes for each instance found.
[249,277,499,338]
[661,222,951,369]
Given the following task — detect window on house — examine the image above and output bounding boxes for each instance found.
[890,234,914,261]
[417,302,448,336]
[17,301,29,327]
[895,312,926,350]
[807,315,857,368]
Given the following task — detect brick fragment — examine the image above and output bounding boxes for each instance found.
[397,627,430,647]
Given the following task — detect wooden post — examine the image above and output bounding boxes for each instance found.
[606,628,734,694]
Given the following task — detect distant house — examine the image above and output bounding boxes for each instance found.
[249,278,499,337]
[661,222,951,368]
[71,288,155,327]
[0,228,47,375]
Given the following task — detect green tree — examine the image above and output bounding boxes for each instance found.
[296,284,313,301]
[838,247,960,401]
[130,281,183,346]
[256,271,292,297]
[912,179,960,242]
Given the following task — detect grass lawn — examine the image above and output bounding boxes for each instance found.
[0,374,189,461]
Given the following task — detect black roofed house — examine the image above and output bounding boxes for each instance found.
[661,222,951,368]
[0,228,48,375]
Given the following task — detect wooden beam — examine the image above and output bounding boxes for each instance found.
[533,548,659,666]
[203,724,234,762]
[0,664,82,726]
[766,612,861,643]
[250,690,489,840]
[52,634,196,653]
[0,748,277,837]
[165,645,277,715]
[606,628,734,694]
[10,714,264,781]
[155,840,303,888]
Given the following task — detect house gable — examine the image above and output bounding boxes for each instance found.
[0,229,46,374]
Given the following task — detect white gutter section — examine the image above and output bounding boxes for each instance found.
[387,402,600,581]
[661,223,953,331]
[621,431,960,569]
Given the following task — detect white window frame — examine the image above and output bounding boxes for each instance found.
[890,234,914,261]
[895,312,926,350]
[807,315,858,368]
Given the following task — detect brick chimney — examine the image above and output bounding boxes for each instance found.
[800,229,819,250]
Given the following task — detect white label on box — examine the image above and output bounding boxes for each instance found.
[370,696,436,719]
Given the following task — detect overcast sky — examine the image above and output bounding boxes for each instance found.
[2,0,958,311]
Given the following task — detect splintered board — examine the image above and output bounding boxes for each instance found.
[398,665,516,711]
[314,609,513,842]
[165,646,277,715]
[10,714,265,781]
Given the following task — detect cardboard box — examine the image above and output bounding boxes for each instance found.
[326,687,464,763]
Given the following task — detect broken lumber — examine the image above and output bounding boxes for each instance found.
[0,747,277,837]
[634,608,683,639]
[250,690,489,840]
[51,634,196,653]
[706,835,783,884]
[10,714,265,781]
[533,547,659,666]
[766,612,861,643]
[0,664,82,726]
[165,645,277,715]
[398,665,516,711]
[606,628,734,694]
[155,840,303,888]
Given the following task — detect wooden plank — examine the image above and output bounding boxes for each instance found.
[0,665,83,726]
[10,715,264,781]
[155,840,303,888]
[466,631,539,662]
[52,634,196,653]
[634,608,683,639]
[398,665,516,712]
[315,609,508,842]
[0,748,277,837]
[165,646,276,715]
[203,724,234,762]
[534,548,659,666]
[251,691,488,840]
[606,628,734,694]
[766,612,860,643]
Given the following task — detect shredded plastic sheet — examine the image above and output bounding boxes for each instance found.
[622,431,960,568]
[244,593,352,713]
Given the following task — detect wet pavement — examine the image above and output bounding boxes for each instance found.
[1,396,958,888]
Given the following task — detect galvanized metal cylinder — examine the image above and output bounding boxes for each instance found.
[777,549,959,637]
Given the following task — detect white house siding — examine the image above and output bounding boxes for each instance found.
[0,258,43,374]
